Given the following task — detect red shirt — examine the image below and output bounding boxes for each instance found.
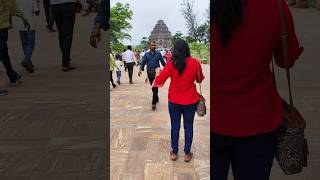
[211,0,303,136]
[153,57,205,105]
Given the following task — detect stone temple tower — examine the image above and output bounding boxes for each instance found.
[149,20,172,49]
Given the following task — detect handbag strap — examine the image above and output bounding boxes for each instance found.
[196,60,202,95]
[273,0,294,112]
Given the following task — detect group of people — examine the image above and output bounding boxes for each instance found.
[110,39,205,162]
[0,0,108,96]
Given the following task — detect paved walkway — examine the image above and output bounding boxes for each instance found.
[110,64,210,180]
[0,9,107,180]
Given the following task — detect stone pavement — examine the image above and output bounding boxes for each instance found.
[0,9,108,180]
[110,64,210,180]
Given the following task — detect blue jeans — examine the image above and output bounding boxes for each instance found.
[211,132,278,180]
[19,30,35,64]
[116,71,121,81]
[168,102,197,154]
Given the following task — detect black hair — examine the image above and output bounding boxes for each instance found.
[127,45,132,50]
[171,39,190,75]
[212,0,247,46]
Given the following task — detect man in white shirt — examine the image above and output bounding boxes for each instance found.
[122,45,136,84]
[50,0,88,72]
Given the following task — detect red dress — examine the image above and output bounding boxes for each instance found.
[153,57,205,105]
[211,0,304,136]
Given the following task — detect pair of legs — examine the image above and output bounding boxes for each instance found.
[168,102,197,155]
[116,71,121,84]
[211,131,277,180]
[147,70,159,105]
[110,71,116,88]
[126,62,135,83]
[0,28,20,84]
[43,0,55,30]
[52,2,76,69]
[19,30,35,73]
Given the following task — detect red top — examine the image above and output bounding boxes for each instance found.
[211,0,303,136]
[153,57,205,105]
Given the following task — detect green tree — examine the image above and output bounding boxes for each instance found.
[181,0,209,44]
[110,3,133,51]
[140,36,149,49]
[172,31,184,45]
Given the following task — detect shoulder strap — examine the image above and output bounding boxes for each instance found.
[274,0,294,112]
[196,60,202,95]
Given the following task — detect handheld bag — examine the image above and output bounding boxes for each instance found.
[273,0,309,175]
[196,61,206,117]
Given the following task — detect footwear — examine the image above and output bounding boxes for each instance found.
[62,65,76,72]
[184,153,193,162]
[0,89,8,96]
[9,74,22,86]
[21,61,34,73]
[170,151,178,161]
[117,80,121,85]
[112,84,117,88]
[47,27,57,32]
[130,81,133,84]
[152,104,156,110]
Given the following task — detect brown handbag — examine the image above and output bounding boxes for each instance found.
[196,61,206,117]
[272,0,309,175]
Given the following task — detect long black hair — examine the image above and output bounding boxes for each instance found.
[212,0,247,46]
[171,39,191,75]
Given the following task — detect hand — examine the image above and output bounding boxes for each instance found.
[34,10,40,16]
[155,68,161,75]
[81,9,90,16]
[90,24,101,48]
[138,70,142,77]
[22,18,30,31]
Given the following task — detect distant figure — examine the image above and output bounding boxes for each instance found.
[50,0,89,72]
[114,54,123,85]
[109,52,116,88]
[0,0,30,94]
[122,46,136,84]
[16,0,40,73]
[43,0,56,32]
[139,41,166,110]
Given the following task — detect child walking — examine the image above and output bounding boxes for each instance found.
[115,54,123,85]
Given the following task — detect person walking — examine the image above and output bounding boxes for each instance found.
[50,0,88,72]
[16,0,40,73]
[152,39,205,162]
[43,0,56,32]
[0,0,30,92]
[122,45,136,84]
[114,54,123,85]
[211,0,303,179]
[139,41,166,110]
[90,0,108,48]
[110,52,116,88]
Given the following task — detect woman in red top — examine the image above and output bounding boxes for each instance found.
[153,39,205,162]
[211,0,303,179]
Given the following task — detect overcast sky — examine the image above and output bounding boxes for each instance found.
[110,0,209,45]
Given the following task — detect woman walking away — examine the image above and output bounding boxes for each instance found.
[211,0,303,179]
[153,39,205,162]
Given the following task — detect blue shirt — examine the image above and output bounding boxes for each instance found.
[140,51,166,71]
[95,0,109,30]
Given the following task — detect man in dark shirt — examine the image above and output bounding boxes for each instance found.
[138,41,166,110]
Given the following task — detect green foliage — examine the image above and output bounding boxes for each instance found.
[172,31,184,45]
[110,3,133,51]
[189,42,210,64]
[308,0,317,7]
[139,37,149,50]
